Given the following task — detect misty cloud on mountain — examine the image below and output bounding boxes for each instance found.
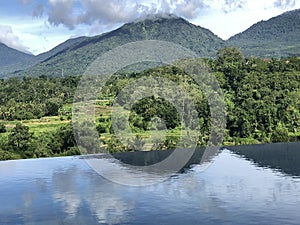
[25,0,287,33]
[45,0,156,29]
[28,0,245,31]
[171,0,208,19]
[0,25,31,54]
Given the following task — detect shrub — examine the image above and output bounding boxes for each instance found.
[0,123,6,133]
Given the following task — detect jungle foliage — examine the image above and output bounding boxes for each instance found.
[1,47,300,159]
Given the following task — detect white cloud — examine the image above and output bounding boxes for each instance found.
[32,3,45,17]
[172,0,208,19]
[45,0,152,29]
[221,0,246,13]
[192,0,300,39]
[48,0,78,29]
[0,16,78,55]
[0,25,32,54]
[274,0,296,9]
[42,0,285,31]
[2,0,300,54]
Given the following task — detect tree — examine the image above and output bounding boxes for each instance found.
[271,123,289,143]
[45,98,62,116]
[8,123,32,153]
[128,135,146,151]
[49,123,76,154]
[216,47,245,90]
[0,123,6,133]
[217,47,244,64]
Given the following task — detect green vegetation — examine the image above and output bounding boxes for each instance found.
[12,16,224,78]
[0,43,35,76]
[228,9,300,57]
[95,49,300,150]
[0,75,80,160]
[0,121,79,160]
[3,9,300,79]
[0,75,79,120]
[1,47,300,160]
[0,37,87,77]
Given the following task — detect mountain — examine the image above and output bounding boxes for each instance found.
[0,43,35,75]
[0,37,88,77]
[3,10,300,78]
[35,36,88,62]
[13,15,224,78]
[0,43,34,67]
[228,9,300,57]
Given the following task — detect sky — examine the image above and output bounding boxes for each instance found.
[0,0,299,55]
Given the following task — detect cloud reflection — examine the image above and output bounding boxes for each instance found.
[51,165,133,224]
[2,146,300,224]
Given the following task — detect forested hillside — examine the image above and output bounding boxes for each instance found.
[0,43,35,75]
[0,37,87,77]
[12,15,224,78]
[0,43,34,67]
[1,48,300,160]
[0,76,79,120]
[228,9,300,57]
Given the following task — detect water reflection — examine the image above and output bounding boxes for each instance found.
[229,141,300,177]
[82,147,219,186]
[83,184,133,224]
[51,165,134,224]
[52,167,81,217]
[1,143,300,224]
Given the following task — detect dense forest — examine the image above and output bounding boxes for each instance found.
[228,9,300,57]
[0,75,79,120]
[1,47,300,160]
[0,76,80,160]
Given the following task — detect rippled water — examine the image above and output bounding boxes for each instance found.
[1,142,300,225]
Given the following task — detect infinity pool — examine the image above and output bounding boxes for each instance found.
[1,142,300,225]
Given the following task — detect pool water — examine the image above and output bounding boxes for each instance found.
[1,142,300,225]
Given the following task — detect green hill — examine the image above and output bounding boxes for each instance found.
[0,43,34,67]
[13,15,224,78]
[35,36,88,62]
[227,9,300,57]
[5,9,300,78]
[0,37,87,77]
[0,43,35,75]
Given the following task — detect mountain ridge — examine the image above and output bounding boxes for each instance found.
[10,16,224,78]
[0,42,34,67]
[2,9,300,78]
[228,9,300,57]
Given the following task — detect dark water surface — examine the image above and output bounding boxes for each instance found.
[1,142,300,224]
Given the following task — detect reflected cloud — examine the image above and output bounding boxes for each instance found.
[52,167,81,217]
[53,192,81,217]
[51,165,133,224]
[3,145,300,224]
[0,160,17,176]
[85,191,133,224]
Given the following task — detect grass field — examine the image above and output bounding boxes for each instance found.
[1,116,70,136]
